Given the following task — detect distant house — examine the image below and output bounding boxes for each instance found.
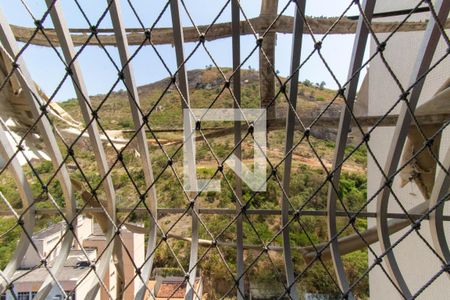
[3,216,144,300]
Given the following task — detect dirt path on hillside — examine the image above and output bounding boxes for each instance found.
[195,148,365,174]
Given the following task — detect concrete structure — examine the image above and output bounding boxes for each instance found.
[5,216,144,299]
[145,276,203,300]
[366,1,450,299]
[83,223,145,300]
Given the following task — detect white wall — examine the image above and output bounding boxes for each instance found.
[367,0,450,299]
[74,215,93,248]
[20,239,42,269]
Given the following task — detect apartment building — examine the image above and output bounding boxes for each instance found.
[4,216,144,300]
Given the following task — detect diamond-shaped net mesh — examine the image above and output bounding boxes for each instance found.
[0,0,448,299]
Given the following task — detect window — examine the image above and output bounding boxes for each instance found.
[31,292,37,299]
[0,293,6,300]
[17,292,30,300]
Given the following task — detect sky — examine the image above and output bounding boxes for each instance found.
[0,0,361,101]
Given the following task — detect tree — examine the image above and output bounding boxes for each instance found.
[303,79,312,87]
[319,81,326,90]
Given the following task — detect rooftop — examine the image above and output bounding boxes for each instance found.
[13,249,96,283]
[33,222,65,240]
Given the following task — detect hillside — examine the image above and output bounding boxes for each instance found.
[60,68,344,136]
[0,68,369,298]
[54,68,364,211]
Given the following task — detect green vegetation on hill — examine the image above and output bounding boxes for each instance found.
[0,68,368,298]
